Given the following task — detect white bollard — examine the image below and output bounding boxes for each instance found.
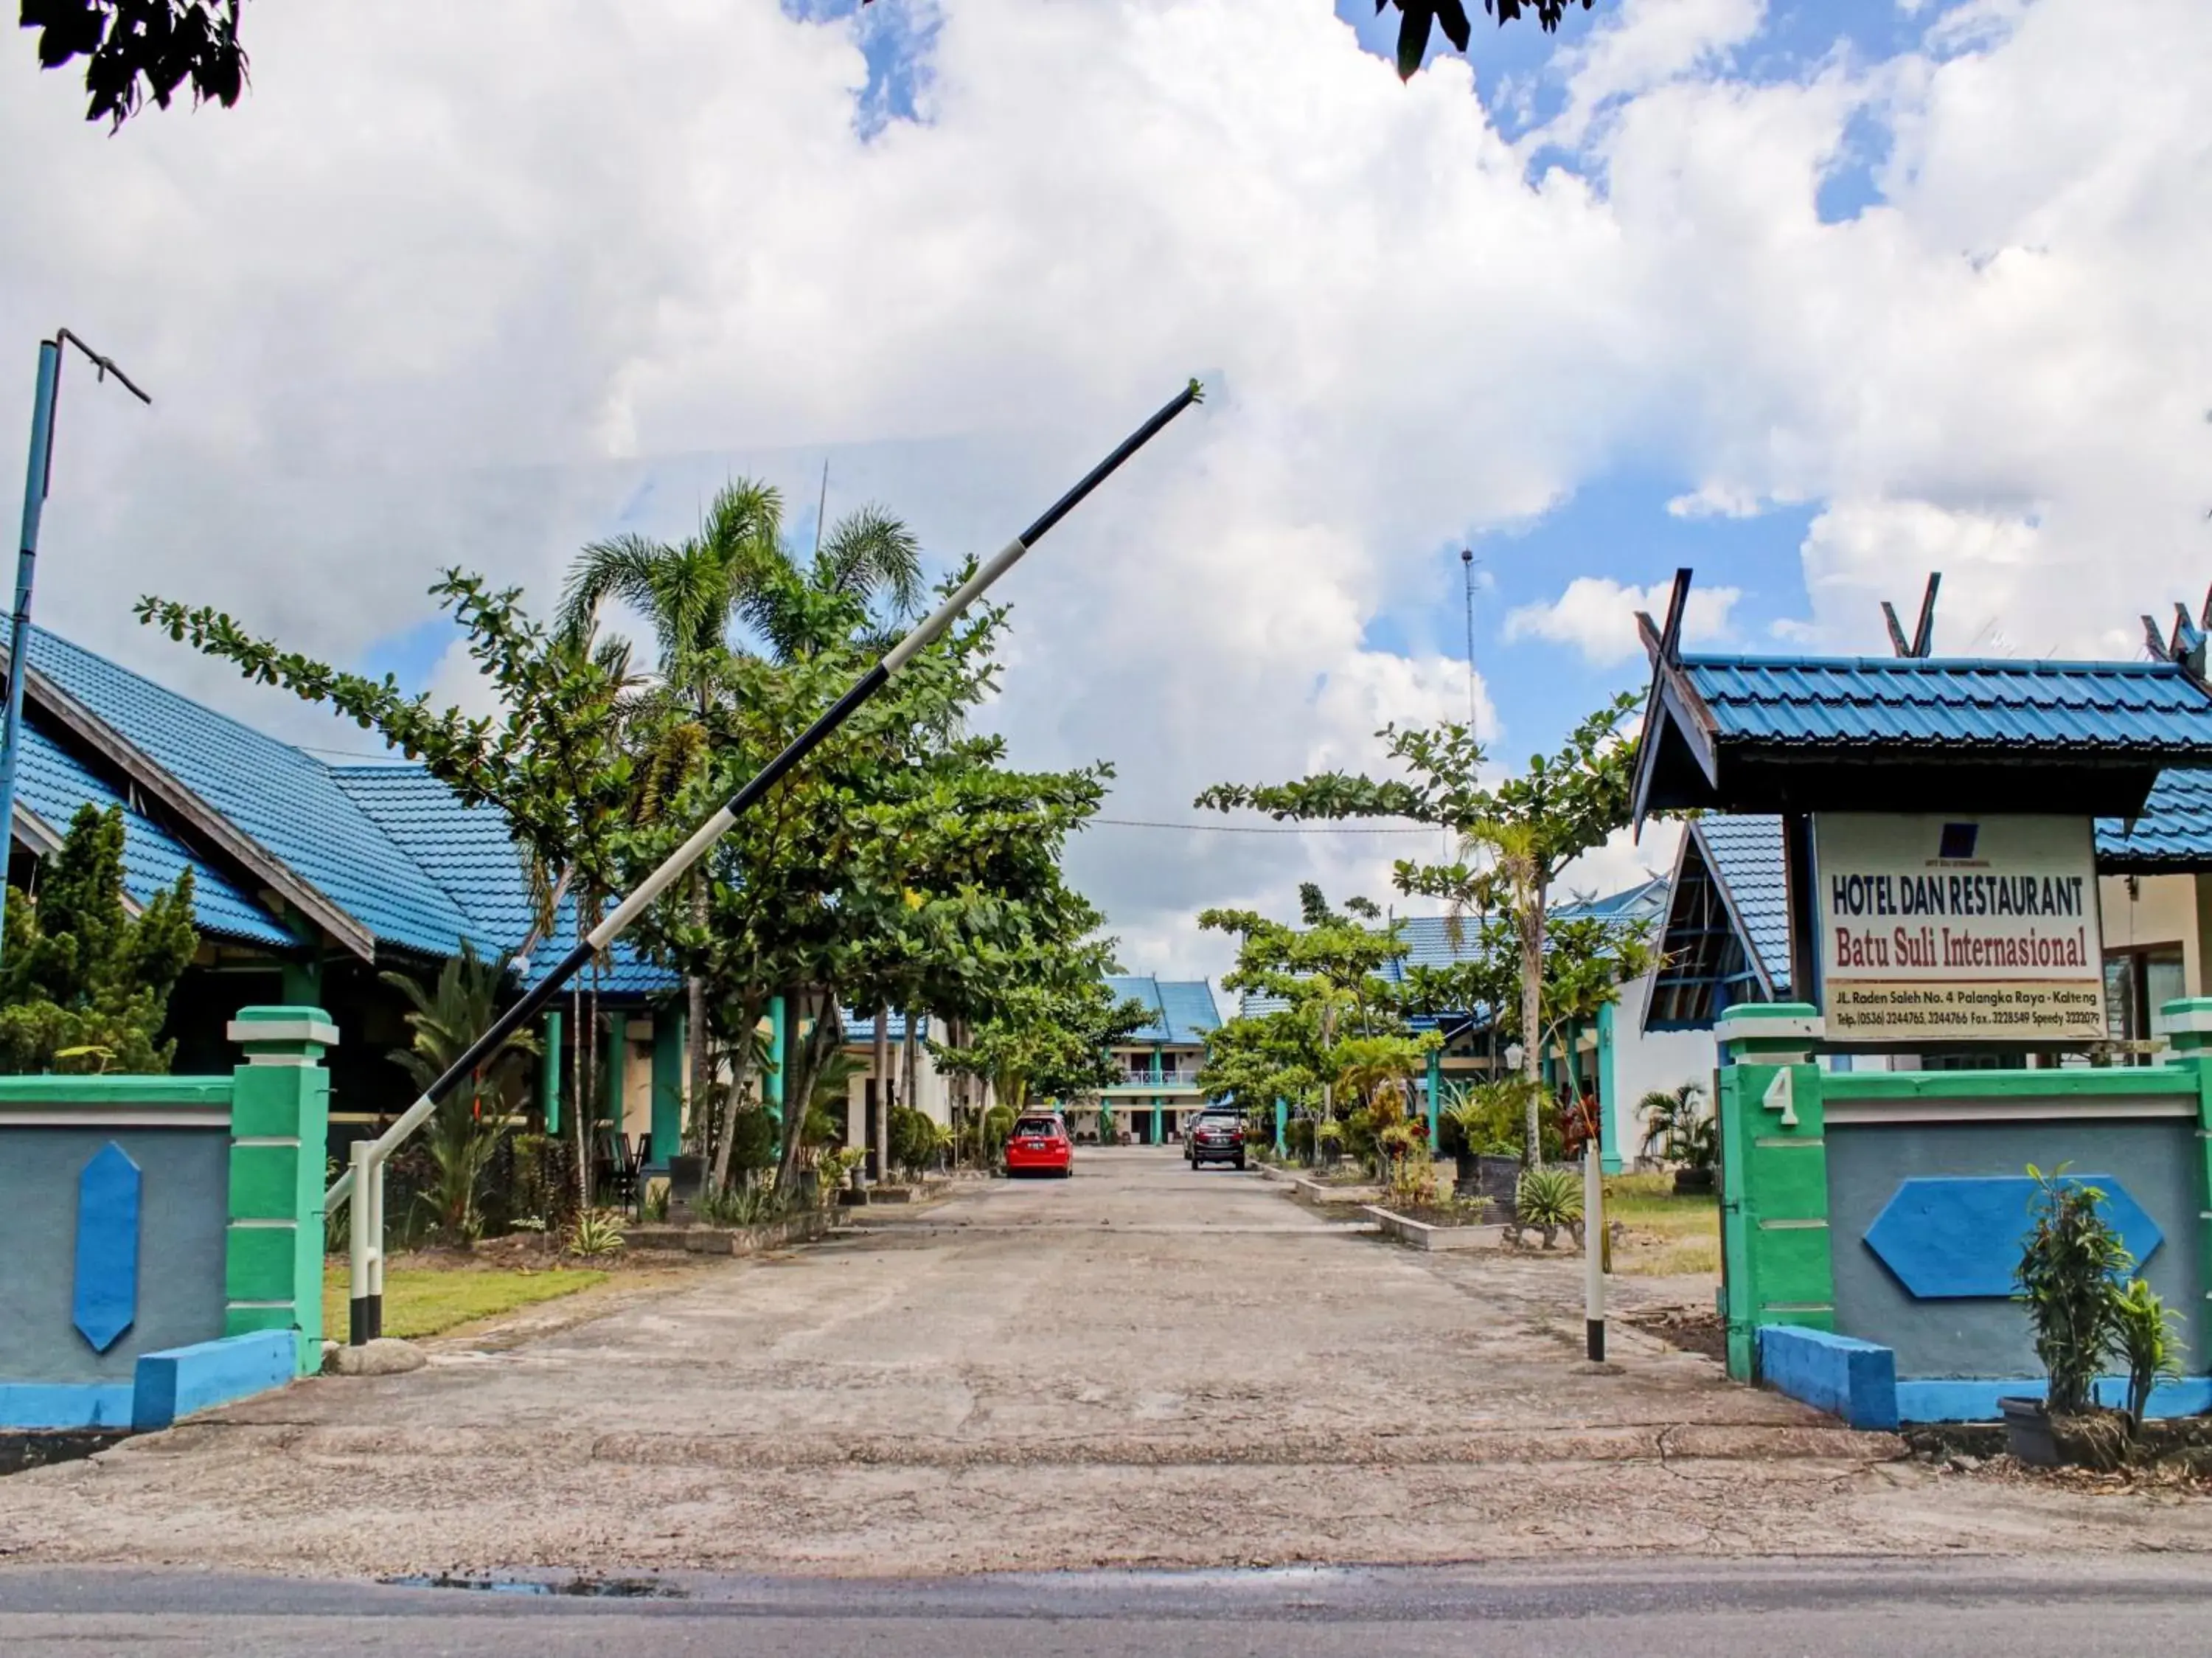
[1583,1144,1605,1363]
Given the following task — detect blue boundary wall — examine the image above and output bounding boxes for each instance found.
[1721,999,2212,1426]
[0,1007,333,1430]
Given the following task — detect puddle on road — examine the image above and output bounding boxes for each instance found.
[382,1573,685,1599]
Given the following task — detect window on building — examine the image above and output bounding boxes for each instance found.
[2105,946,2186,1058]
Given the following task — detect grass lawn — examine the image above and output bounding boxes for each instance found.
[321,1262,610,1342]
[1604,1171,1719,1277]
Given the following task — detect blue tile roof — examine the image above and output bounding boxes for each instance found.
[1107,975,1221,1045]
[333,763,679,995]
[2096,769,2212,870]
[1691,816,1790,996]
[29,629,475,959]
[1681,655,2212,752]
[13,721,294,947]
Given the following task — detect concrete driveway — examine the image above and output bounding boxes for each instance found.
[4,1148,2208,1575]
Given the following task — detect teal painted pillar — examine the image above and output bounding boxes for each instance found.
[1273,1097,1287,1154]
[1425,1049,1442,1151]
[1149,1100,1162,1145]
[602,1018,622,1129]
[223,1006,337,1375]
[540,1010,563,1135]
[1148,1044,1163,1085]
[764,994,786,1124]
[279,957,321,1007]
[649,1012,684,1170]
[1597,1000,1622,1173]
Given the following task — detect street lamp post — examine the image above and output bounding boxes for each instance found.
[0,331,150,963]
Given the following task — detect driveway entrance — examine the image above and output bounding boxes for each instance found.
[4,1149,2208,1574]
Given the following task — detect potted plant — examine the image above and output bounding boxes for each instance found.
[2005,1164,2130,1466]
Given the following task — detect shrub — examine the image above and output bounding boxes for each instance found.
[1447,1078,1537,1159]
[2113,1276,2185,1433]
[1514,1166,1583,1247]
[1284,1117,1316,1159]
[984,1103,1016,1148]
[2015,1165,2130,1418]
[566,1207,625,1258]
[890,1103,939,1178]
[697,1181,785,1227]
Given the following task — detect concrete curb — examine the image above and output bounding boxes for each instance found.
[1363,1206,1501,1252]
[626,1208,836,1256]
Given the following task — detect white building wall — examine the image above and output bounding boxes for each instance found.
[1613,976,1719,1164]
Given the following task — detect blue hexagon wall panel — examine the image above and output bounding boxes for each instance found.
[1863,1175,2162,1300]
[72,1141,142,1352]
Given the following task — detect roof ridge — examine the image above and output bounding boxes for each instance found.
[1680,651,2180,676]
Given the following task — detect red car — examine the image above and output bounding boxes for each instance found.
[1004,1112,1074,1178]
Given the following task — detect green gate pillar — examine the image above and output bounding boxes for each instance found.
[1425,1049,1442,1152]
[764,994,786,1124]
[649,1011,684,1171]
[223,1005,338,1376]
[1274,1097,1287,1155]
[540,1009,563,1135]
[1597,1000,1622,1174]
[1715,1004,1832,1382]
[1150,1100,1162,1145]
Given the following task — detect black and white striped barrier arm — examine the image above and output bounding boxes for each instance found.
[339,379,1204,1345]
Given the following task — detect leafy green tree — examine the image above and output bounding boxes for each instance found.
[1197,884,1433,1161]
[0,802,198,1074]
[559,479,924,1154]
[139,573,639,1205]
[381,943,540,1241]
[1200,693,1642,1163]
[931,954,1151,1124]
[650,573,1116,1197]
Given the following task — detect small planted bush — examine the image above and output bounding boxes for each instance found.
[1514,1166,1584,1249]
[2112,1276,2186,1434]
[566,1207,626,1259]
[2014,1165,2129,1418]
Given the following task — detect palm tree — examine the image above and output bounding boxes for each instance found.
[382,943,540,1242]
[557,479,926,1187]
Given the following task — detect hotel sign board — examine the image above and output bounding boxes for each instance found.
[1814,814,2105,1044]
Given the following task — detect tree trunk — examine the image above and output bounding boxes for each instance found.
[902,1009,920,1129]
[1520,875,1545,1167]
[776,988,844,1196]
[685,869,710,1156]
[585,953,603,1205]
[872,1003,890,1182]
[707,988,765,1196]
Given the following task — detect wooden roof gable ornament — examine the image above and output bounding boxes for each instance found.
[1629,569,2212,827]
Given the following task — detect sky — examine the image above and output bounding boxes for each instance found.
[2,0,2208,988]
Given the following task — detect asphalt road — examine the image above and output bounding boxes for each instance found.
[2,1558,2208,1655]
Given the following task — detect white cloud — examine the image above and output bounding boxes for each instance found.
[1,0,2208,977]
[1503,575,1741,665]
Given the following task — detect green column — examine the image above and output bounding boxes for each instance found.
[1425,1049,1442,1151]
[650,1011,684,1170]
[1273,1097,1287,1155]
[1597,1001,1622,1174]
[1148,1044,1163,1085]
[1715,1004,1833,1382]
[279,957,321,1007]
[1150,1100,1162,1145]
[222,1005,337,1376]
[764,994,786,1124]
[602,1018,622,1128]
[540,1009,563,1135]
